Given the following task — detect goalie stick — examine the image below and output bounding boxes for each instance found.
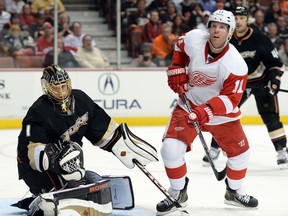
[133,159,189,216]
[181,92,226,181]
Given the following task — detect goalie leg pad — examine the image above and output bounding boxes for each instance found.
[102,175,135,210]
[112,123,158,169]
[84,171,135,210]
[35,180,112,215]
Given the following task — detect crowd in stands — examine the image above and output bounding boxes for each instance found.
[0,0,288,68]
[0,0,110,68]
[118,0,288,67]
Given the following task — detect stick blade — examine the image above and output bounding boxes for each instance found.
[216,165,227,181]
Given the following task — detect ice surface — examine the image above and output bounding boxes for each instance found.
[0,126,288,215]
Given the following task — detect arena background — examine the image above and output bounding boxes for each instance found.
[0,68,287,129]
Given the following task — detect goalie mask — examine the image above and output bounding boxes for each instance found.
[41,65,74,115]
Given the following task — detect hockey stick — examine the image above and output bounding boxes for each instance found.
[248,84,288,93]
[133,159,189,215]
[181,93,226,181]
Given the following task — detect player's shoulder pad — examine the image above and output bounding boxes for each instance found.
[224,44,248,76]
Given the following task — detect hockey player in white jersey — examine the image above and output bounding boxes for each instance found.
[156,10,258,215]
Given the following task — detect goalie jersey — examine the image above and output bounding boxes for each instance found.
[17,89,118,180]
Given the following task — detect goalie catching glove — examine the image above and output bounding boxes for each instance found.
[102,123,158,168]
[40,141,85,181]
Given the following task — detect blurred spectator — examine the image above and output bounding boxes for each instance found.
[124,0,149,57]
[5,0,24,14]
[124,0,148,27]
[264,1,282,24]
[74,34,110,68]
[28,12,46,39]
[140,9,162,53]
[279,0,288,17]
[146,0,169,14]
[160,1,178,24]
[151,23,176,67]
[36,21,54,57]
[171,14,189,38]
[249,9,267,34]
[30,0,65,15]
[2,24,35,57]
[130,46,157,67]
[267,22,283,50]
[187,3,203,29]
[215,0,225,10]
[176,0,194,22]
[64,21,96,52]
[0,0,11,31]
[198,0,216,14]
[19,3,36,32]
[2,13,27,36]
[279,38,288,66]
[42,4,55,25]
[57,12,71,38]
[276,16,288,40]
[196,10,210,31]
[43,36,79,68]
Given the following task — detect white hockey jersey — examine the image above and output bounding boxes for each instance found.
[172,29,248,125]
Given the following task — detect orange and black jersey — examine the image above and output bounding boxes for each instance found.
[17,89,117,179]
[230,27,284,86]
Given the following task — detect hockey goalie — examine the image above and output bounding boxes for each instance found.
[13,65,158,216]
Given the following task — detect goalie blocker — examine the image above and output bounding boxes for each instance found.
[27,175,134,216]
[102,123,158,169]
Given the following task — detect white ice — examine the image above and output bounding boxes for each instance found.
[0,125,288,216]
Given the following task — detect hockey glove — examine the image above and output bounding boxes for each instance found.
[58,142,85,181]
[40,142,62,174]
[167,66,188,94]
[268,69,282,95]
[188,104,213,126]
[101,123,158,169]
[40,141,85,181]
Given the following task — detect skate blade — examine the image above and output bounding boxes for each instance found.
[224,199,257,209]
[156,207,189,216]
[278,162,288,170]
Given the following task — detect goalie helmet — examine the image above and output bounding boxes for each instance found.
[207,10,236,36]
[41,65,74,115]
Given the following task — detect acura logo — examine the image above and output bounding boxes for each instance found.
[98,73,120,95]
